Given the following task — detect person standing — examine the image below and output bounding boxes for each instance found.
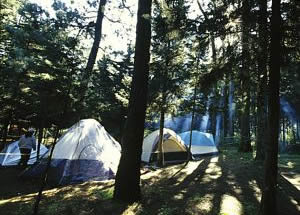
[18,128,36,167]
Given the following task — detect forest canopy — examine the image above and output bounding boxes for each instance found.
[1,0,299,147]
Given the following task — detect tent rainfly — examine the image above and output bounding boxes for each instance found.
[21,119,121,185]
[142,128,188,163]
[179,130,218,158]
[0,140,48,166]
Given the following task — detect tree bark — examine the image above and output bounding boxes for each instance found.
[297,120,299,141]
[255,0,268,160]
[78,0,106,113]
[197,0,218,138]
[37,126,43,160]
[227,79,235,138]
[33,128,60,215]
[157,39,171,167]
[1,110,13,150]
[37,118,45,160]
[187,56,200,163]
[282,117,286,147]
[223,78,229,139]
[259,0,281,213]
[239,0,251,152]
[113,0,152,202]
[157,109,165,166]
[1,120,9,149]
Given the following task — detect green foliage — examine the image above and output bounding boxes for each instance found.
[0,0,299,146]
[148,0,192,118]
[94,188,114,200]
[157,205,178,215]
[278,154,300,172]
[0,1,86,130]
[85,46,134,138]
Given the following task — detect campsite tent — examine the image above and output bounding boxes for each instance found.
[0,140,48,166]
[179,130,218,158]
[22,119,121,185]
[142,128,188,163]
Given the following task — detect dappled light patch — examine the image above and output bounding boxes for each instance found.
[279,161,296,169]
[121,202,143,215]
[225,173,236,186]
[174,160,205,184]
[92,187,114,200]
[185,193,214,214]
[287,195,300,211]
[287,161,295,168]
[200,175,214,184]
[219,194,242,215]
[141,159,204,186]
[1,147,299,215]
[0,179,116,215]
[247,179,261,201]
[198,156,222,184]
[210,156,219,163]
[0,193,35,205]
[205,161,222,179]
[279,154,300,190]
[185,160,205,174]
[229,183,242,195]
[281,173,300,190]
[173,189,187,200]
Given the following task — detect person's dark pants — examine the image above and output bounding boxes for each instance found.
[19,148,31,167]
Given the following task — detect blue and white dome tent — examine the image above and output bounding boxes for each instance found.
[21,119,121,186]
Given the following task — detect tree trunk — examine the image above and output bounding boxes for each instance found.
[239,0,251,152]
[1,111,12,150]
[223,78,229,139]
[157,39,170,167]
[37,126,43,160]
[113,0,152,202]
[210,93,217,137]
[186,54,201,163]
[239,91,251,152]
[259,0,281,213]
[37,119,45,160]
[297,120,299,141]
[1,120,9,149]
[78,0,106,114]
[157,109,165,167]
[282,117,286,147]
[217,87,225,146]
[33,128,60,215]
[292,124,296,144]
[198,0,218,138]
[227,79,235,138]
[255,0,268,160]
[187,108,195,161]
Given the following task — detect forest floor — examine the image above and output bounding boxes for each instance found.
[0,146,299,215]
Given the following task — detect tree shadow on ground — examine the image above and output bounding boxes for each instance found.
[277,174,300,215]
[0,167,46,198]
[137,153,258,215]
[136,148,300,215]
[139,157,212,214]
[1,147,299,215]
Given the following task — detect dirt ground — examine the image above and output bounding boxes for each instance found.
[0,147,299,215]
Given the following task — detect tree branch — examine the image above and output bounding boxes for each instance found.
[104,15,122,23]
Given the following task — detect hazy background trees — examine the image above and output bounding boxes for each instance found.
[0,0,299,212]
